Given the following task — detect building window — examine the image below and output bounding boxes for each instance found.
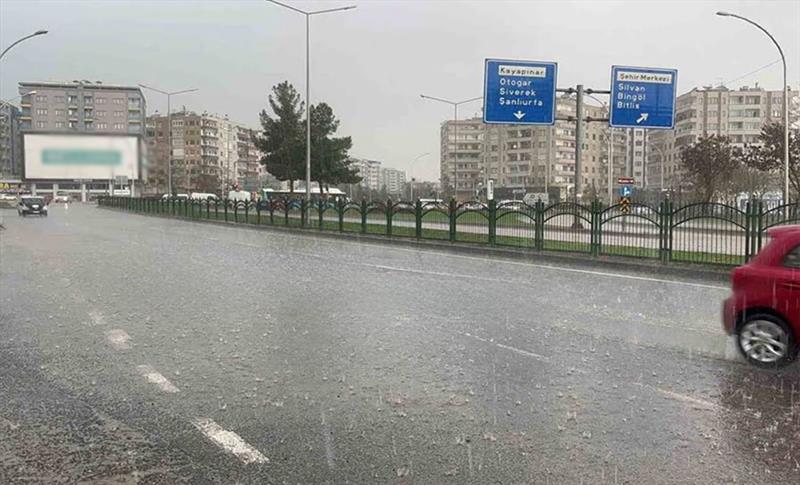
[84,95,93,105]
[85,122,94,130]
[54,121,65,128]
[36,121,46,128]
[35,108,47,115]
[35,95,47,102]
[96,97,106,104]
[68,121,77,129]
[113,123,124,130]
[95,110,105,118]
[129,98,141,108]
[96,122,108,129]
[112,98,124,105]
[68,95,78,105]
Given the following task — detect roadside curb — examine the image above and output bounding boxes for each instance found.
[100,207,732,284]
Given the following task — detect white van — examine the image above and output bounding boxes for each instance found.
[190,192,219,201]
[228,190,251,202]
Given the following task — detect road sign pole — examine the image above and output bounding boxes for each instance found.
[575,84,584,204]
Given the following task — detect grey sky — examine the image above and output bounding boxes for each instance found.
[1,0,798,182]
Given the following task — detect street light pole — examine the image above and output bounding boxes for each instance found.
[139,84,198,195]
[266,0,356,208]
[420,94,482,200]
[717,11,790,205]
[409,152,430,200]
[585,93,613,204]
[0,30,47,61]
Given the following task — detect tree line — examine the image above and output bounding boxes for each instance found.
[680,122,798,203]
[254,81,361,193]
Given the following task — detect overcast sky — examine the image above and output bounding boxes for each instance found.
[1,0,798,182]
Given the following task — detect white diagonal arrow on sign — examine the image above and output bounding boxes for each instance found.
[636,113,649,124]
[513,111,525,120]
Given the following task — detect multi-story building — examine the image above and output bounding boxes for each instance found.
[14,81,146,200]
[353,158,382,191]
[145,111,261,194]
[624,128,647,187]
[647,85,799,192]
[380,167,406,195]
[0,102,21,181]
[18,81,145,136]
[440,95,627,202]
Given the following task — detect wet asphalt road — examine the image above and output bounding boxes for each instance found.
[1,204,798,484]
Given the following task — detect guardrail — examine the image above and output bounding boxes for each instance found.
[99,196,800,266]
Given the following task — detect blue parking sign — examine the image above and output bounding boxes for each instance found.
[483,59,557,125]
[610,66,677,129]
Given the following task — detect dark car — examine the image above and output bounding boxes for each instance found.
[18,196,49,217]
[723,225,800,367]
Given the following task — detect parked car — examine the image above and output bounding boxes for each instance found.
[18,196,48,217]
[722,225,800,367]
[190,192,219,201]
[161,193,189,201]
[53,194,71,203]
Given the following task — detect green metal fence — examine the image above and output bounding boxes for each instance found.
[99,196,800,267]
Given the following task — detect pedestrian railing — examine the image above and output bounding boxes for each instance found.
[99,196,800,267]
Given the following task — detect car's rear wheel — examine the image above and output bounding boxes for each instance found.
[738,314,796,368]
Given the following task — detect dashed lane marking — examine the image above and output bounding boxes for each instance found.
[136,365,180,393]
[192,418,269,465]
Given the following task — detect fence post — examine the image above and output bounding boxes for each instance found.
[338,199,344,232]
[318,200,324,230]
[488,199,497,245]
[665,199,674,262]
[386,199,393,236]
[535,200,544,250]
[658,200,668,263]
[224,199,228,221]
[256,201,261,225]
[283,198,290,226]
[415,199,422,239]
[590,200,601,257]
[755,199,765,254]
[301,199,307,228]
[449,198,456,242]
[744,200,753,262]
[244,201,250,224]
[361,198,368,234]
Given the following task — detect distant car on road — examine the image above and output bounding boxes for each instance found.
[723,225,800,367]
[18,196,48,217]
[190,192,219,201]
[53,194,71,203]
[162,193,189,201]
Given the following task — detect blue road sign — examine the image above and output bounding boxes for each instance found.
[610,65,677,129]
[619,185,633,197]
[483,59,557,125]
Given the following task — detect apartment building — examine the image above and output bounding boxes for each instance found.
[0,103,21,180]
[18,81,145,135]
[440,95,627,201]
[647,85,798,191]
[146,111,261,194]
[380,167,406,195]
[353,158,382,191]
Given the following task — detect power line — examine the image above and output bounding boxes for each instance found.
[723,59,782,86]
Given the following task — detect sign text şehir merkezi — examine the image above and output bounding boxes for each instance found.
[610,65,677,129]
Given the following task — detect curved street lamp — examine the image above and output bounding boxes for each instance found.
[420,94,482,200]
[0,30,48,61]
[717,11,790,205]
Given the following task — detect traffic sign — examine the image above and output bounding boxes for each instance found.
[483,58,557,125]
[617,176,635,185]
[610,65,677,129]
[619,185,632,197]
[620,196,631,214]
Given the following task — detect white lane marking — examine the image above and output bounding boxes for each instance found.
[88,309,106,326]
[136,365,180,393]
[192,418,269,465]
[105,329,131,350]
[291,247,727,291]
[460,331,549,362]
[189,219,727,290]
[321,410,335,469]
[656,388,720,411]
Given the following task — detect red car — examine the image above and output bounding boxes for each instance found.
[723,225,800,367]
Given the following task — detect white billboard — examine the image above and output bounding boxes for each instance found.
[23,133,140,181]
